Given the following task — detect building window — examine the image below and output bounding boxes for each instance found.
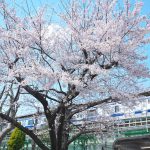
[115,106,119,113]
[28,120,34,126]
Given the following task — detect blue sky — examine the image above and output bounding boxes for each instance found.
[135,0,150,86]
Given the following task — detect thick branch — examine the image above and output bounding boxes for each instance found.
[16,77,49,110]
[22,85,48,108]
[100,61,118,69]
[69,97,114,118]
[138,91,150,97]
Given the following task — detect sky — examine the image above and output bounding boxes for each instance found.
[140,0,150,64]
[133,0,150,86]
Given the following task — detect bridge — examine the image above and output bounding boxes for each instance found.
[111,110,150,150]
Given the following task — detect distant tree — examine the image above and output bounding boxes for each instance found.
[0,84,20,144]
[7,127,25,150]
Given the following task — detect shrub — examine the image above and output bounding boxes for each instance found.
[7,127,25,150]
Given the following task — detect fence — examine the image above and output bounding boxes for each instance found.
[0,134,111,150]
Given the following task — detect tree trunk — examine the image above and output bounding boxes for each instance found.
[57,131,69,150]
[56,106,70,150]
[49,109,70,150]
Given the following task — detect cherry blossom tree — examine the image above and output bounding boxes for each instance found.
[0,83,20,144]
[0,0,150,150]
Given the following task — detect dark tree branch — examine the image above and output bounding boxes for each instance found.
[100,61,118,69]
[49,88,67,96]
[23,85,48,107]
[0,86,6,99]
[138,91,150,97]
[13,85,20,102]
[69,97,115,118]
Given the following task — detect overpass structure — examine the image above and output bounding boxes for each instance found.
[69,103,150,150]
